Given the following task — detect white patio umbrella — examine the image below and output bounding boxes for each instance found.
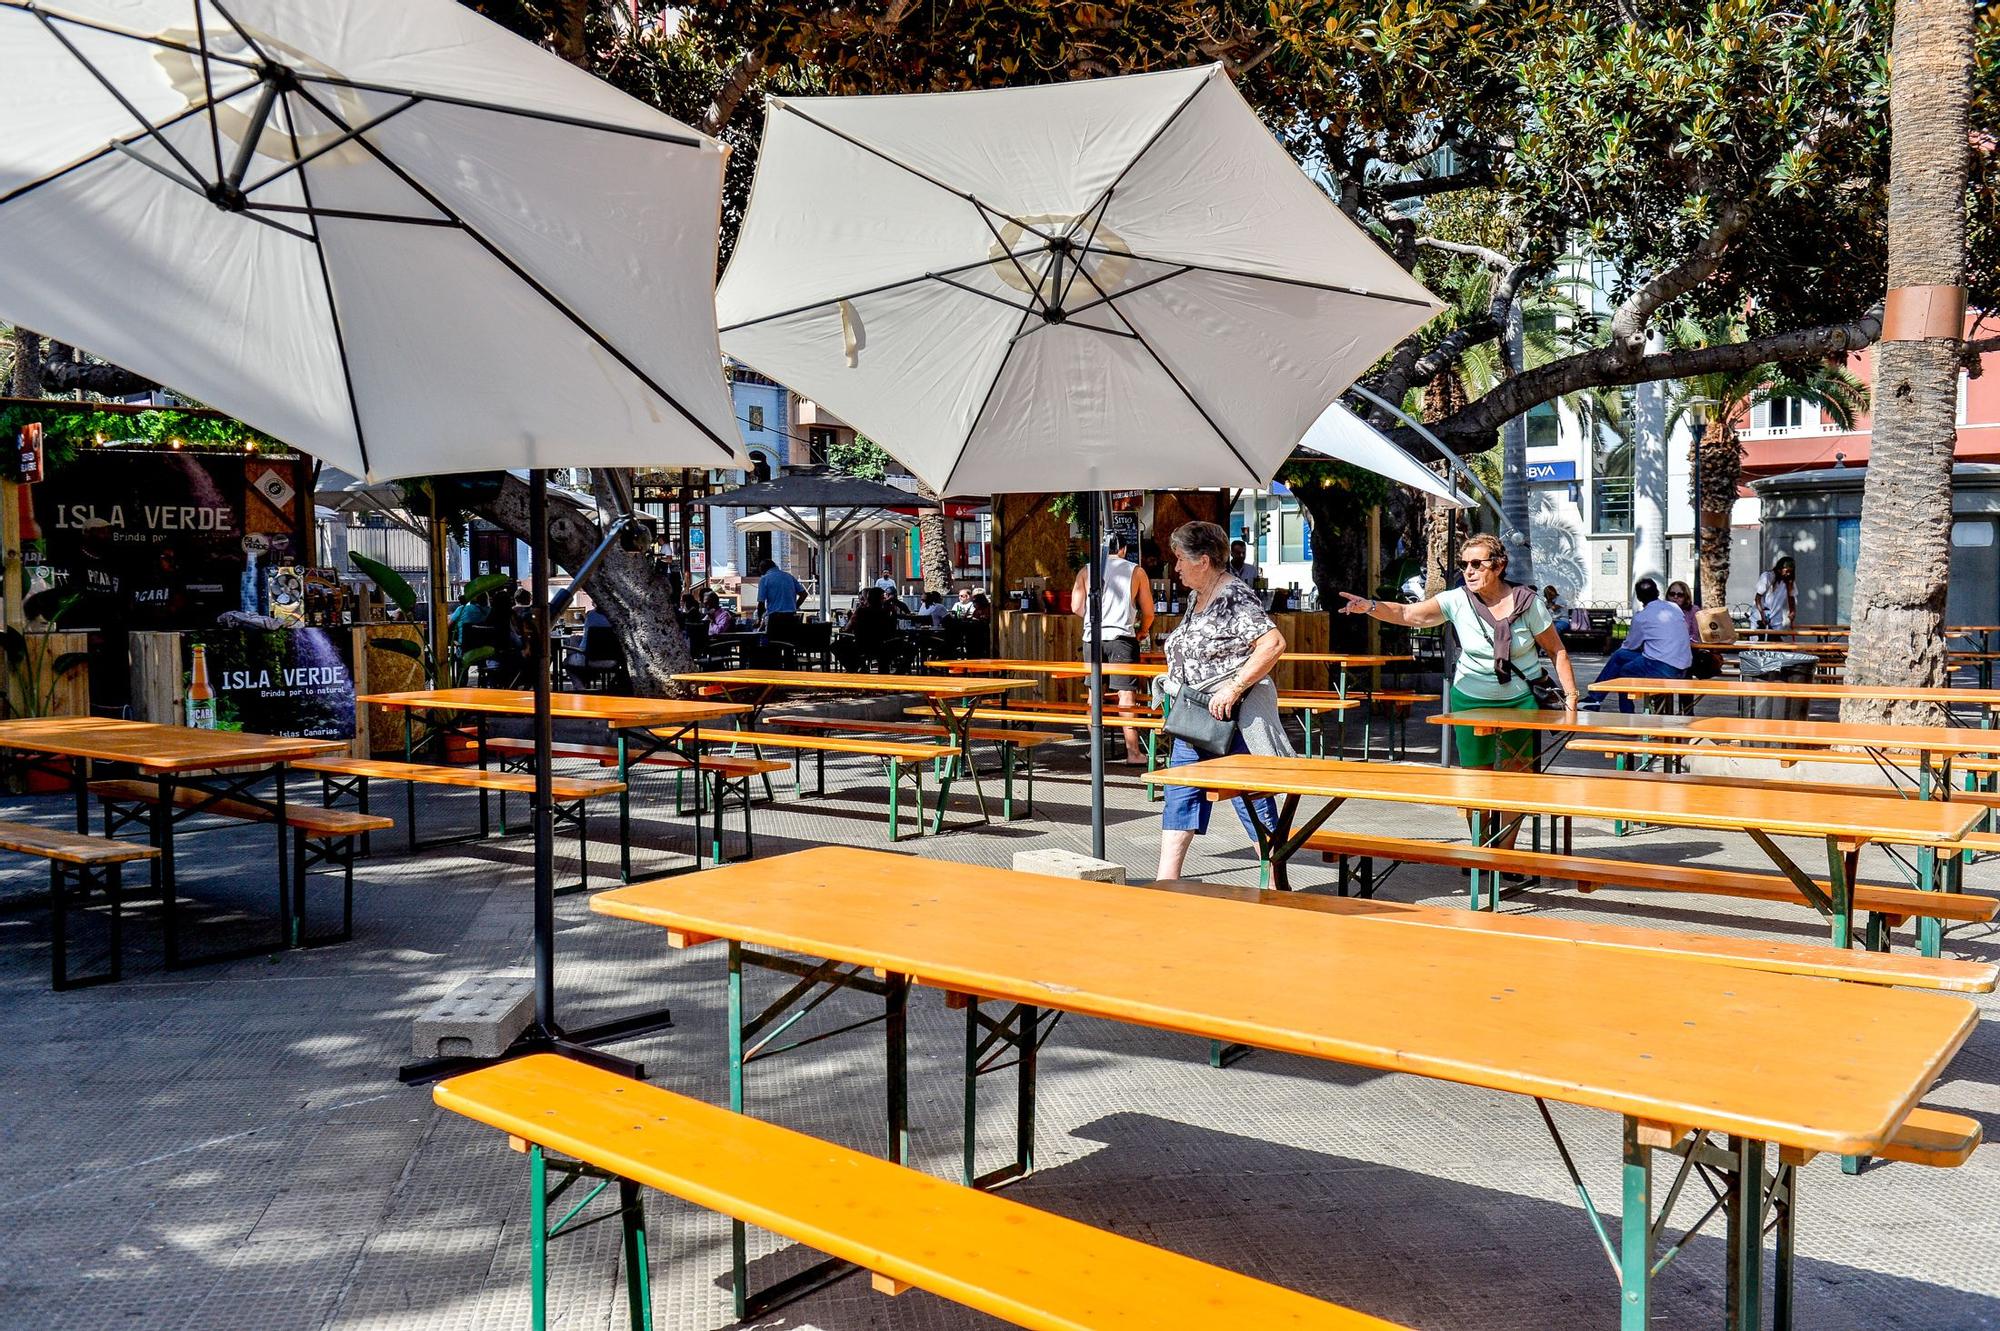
[0,0,745,1075]
[1297,401,1471,508]
[716,64,1442,854]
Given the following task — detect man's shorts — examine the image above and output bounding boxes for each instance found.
[1085,635,1143,693]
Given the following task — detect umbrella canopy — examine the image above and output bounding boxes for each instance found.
[0,0,745,481]
[716,64,1441,496]
[700,467,928,617]
[0,0,745,1080]
[730,506,915,540]
[1296,401,1471,507]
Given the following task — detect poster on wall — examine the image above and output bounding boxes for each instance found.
[183,627,355,739]
[25,450,309,631]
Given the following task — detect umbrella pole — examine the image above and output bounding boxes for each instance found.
[1087,490,1107,860]
[820,520,834,623]
[530,469,557,1032]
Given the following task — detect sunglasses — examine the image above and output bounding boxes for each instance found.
[1458,558,1500,570]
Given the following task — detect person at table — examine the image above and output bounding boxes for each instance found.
[1227,538,1261,586]
[873,571,901,598]
[949,587,977,618]
[448,586,487,643]
[1337,532,1580,772]
[841,586,905,671]
[757,559,804,641]
[921,589,951,630]
[702,591,733,638]
[1156,520,1290,882]
[1595,578,1692,711]
[1072,530,1156,764]
[1542,584,1563,619]
[1753,556,1796,630]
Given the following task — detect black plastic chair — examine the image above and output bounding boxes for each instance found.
[564,624,627,692]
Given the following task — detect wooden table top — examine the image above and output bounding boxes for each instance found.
[1708,640,1850,655]
[593,846,1975,1156]
[937,658,1168,677]
[1434,706,2000,756]
[1157,753,1984,846]
[355,688,749,726]
[1592,677,2000,707]
[670,670,1032,698]
[0,718,345,771]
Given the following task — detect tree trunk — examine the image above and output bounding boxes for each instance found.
[1293,485,1370,650]
[471,472,697,696]
[1692,420,1741,607]
[1842,0,1973,724]
[10,327,43,396]
[1498,303,1534,584]
[1420,377,1463,596]
[915,482,952,592]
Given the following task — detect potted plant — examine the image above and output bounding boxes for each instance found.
[2,588,90,791]
[350,553,507,761]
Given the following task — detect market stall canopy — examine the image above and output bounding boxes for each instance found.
[0,0,746,483]
[1297,401,1471,507]
[715,64,1442,496]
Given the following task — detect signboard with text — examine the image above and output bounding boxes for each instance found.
[184,627,355,739]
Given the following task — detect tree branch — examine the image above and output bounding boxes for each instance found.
[1377,167,1492,202]
[42,344,159,398]
[701,51,767,135]
[1415,237,1516,271]
[1428,306,1884,451]
[1606,199,1753,358]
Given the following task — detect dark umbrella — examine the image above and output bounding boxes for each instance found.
[698,466,939,619]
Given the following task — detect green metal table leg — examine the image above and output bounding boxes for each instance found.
[1301,708,1315,759]
[1824,836,1853,950]
[1725,1136,1766,1331]
[1917,843,1941,958]
[961,999,978,1186]
[1774,1162,1797,1331]
[530,1144,550,1331]
[727,942,747,1320]
[1002,745,1015,820]
[1620,1119,1652,1331]
[885,971,909,1165]
[888,760,901,841]
[619,1178,652,1331]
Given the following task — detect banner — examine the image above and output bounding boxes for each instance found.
[26,450,309,630]
[184,627,355,739]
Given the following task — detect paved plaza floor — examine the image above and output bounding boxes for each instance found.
[3,691,1999,1329]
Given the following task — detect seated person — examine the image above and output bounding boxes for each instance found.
[1596,577,1692,711]
[840,587,905,670]
[703,592,733,638]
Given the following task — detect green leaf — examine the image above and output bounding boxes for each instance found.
[459,646,496,667]
[47,652,89,677]
[0,627,25,668]
[372,637,424,660]
[349,550,417,615]
[22,588,79,626]
[464,572,513,601]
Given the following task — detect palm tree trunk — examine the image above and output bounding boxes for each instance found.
[1499,304,1535,584]
[1842,0,1973,723]
[915,482,952,592]
[1693,420,1741,606]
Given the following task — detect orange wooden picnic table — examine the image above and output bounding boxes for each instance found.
[0,717,346,966]
[593,844,1977,1330]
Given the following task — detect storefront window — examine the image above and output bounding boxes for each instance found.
[1279,510,1307,563]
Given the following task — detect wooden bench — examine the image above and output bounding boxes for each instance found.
[0,819,159,990]
[684,726,957,839]
[90,779,391,951]
[1567,737,2000,801]
[989,694,1357,756]
[435,1053,1403,1331]
[1145,878,1997,992]
[773,716,1065,817]
[1303,830,1997,953]
[1283,688,1440,759]
[296,757,623,889]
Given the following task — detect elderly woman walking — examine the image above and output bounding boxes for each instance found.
[1155,521,1292,881]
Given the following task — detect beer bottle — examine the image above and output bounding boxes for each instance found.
[187,644,217,730]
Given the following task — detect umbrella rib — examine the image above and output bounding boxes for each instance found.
[926,272,1035,315]
[5,5,262,72]
[970,205,1051,315]
[775,101,1054,239]
[239,95,422,196]
[109,138,210,198]
[29,7,211,190]
[284,93,375,479]
[192,0,225,182]
[940,305,1036,497]
[250,201,459,228]
[201,0,274,65]
[1078,249,1438,310]
[287,79,740,464]
[1064,254,1263,482]
[1053,189,1117,312]
[716,254,1024,333]
[0,92,242,210]
[1077,70,1214,234]
[1060,264,1192,319]
[290,72,707,149]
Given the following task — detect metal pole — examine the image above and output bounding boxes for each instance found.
[1692,429,1705,608]
[1086,490,1106,859]
[530,469,556,1033]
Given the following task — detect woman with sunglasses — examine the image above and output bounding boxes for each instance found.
[1337,533,1579,776]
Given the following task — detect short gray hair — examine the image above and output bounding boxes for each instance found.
[1169,520,1230,571]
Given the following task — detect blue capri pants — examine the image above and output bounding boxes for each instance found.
[1159,730,1280,838]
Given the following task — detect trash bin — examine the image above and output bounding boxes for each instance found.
[1736,650,1816,722]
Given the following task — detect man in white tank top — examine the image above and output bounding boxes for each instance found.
[1072,532,1155,762]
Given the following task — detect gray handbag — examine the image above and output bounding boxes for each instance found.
[1163,682,1236,755]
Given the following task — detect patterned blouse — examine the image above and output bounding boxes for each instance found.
[1163,576,1277,694]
